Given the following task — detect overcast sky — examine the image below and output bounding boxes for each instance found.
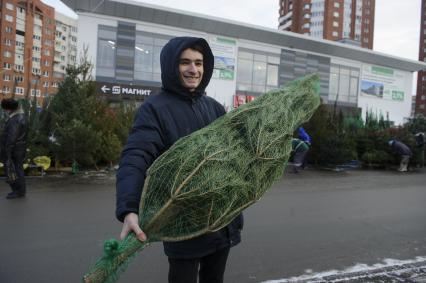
[44,0,421,61]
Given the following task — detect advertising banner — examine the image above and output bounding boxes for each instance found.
[209,37,237,80]
[360,65,406,102]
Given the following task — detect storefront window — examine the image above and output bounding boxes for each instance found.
[97,39,115,77]
[329,64,359,104]
[267,64,278,86]
[236,48,279,94]
[134,32,169,82]
[237,58,253,85]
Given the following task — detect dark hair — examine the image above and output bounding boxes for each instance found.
[1,98,19,111]
[188,44,204,54]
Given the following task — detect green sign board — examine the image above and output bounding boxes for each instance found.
[372,66,394,76]
[391,90,404,101]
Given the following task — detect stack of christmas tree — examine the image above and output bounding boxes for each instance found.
[83,74,321,283]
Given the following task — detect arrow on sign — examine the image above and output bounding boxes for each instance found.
[101,85,110,93]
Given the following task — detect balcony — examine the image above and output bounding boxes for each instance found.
[279,11,293,25]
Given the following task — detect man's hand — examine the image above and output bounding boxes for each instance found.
[120,212,147,242]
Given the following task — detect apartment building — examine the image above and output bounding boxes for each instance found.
[54,11,77,84]
[0,0,77,107]
[278,0,375,49]
[415,0,426,116]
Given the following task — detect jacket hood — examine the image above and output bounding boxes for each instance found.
[160,37,214,98]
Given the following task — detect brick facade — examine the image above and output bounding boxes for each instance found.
[278,0,375,49]
[0,0,57,106]
[415,0,426,116]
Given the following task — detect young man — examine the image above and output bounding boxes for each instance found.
[116,37,243,283]
[1,98,28,199]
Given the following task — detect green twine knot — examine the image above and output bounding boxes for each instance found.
[103,239,119,258]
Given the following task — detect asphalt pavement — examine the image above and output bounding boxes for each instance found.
[0,168,425,283]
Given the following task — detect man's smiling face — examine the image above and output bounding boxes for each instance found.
[178,48,204,92]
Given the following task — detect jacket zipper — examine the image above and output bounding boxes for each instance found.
[189,97,205,129]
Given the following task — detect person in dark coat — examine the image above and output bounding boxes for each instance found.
[116,37,243,283]
[1,98,28,199]
[290,138,309,173]
[388,139,412,172]
[415,132,425,167]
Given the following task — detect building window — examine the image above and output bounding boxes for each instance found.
[97,38,116,77]
[5,26,13,33]
[333,11,339,17]
[329,64,359,104]
[236,49,279,94]
[15,87,24,95]
[16,41,24,48]
[3,86,11,93]
[5,15,14,22]
[3,63,12,69]
[43,81,49,87]
[15,64,24,72]
[3,51,12,58]
[333,21,339,27]
[332,31,339,37]
[3,74,11,81]
[32,68,41,75]
[15,76,23,83]
[6,3,14,10]
[43,71,49,77]
[44,49,50,56]
[4,39,12,46]
[334,2,340,8]
[30,89,41,97]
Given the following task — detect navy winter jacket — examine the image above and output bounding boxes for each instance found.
[116,37,243,259]
[390,140,412,157]
[0,110,27,161]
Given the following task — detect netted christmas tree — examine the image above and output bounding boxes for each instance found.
[83,74,321,283]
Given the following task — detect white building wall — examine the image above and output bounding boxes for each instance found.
[75,12,415,122]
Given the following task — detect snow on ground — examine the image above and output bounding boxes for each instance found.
[262,256,426,283]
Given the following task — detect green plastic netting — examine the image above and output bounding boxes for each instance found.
[83,74,321,283]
